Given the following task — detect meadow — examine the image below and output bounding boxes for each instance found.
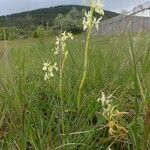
[0,30,150,150]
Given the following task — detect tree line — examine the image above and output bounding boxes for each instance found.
[0,5,118,40]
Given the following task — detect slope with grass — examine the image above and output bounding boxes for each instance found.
[0,31,150,149]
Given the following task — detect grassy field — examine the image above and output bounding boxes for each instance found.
[0,32,150,149]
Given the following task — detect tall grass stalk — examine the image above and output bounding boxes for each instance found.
[128,30,148,149]
[57,31,72,144]
[58,38,65,143]
[141,45,150,150]
[128,30,140,149]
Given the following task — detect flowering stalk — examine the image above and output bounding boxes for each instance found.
[59,51,68,97]
[55,31,73,98]
[77,8,94,110]
[43,31,73,138]
[77,0,104,110]
[97,92,128,137]
[54,31,73,136]
[42,62,58,81]
[58,36,63,99]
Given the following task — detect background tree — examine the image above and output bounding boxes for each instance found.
[53,14,64,32]
[54,7,84,34]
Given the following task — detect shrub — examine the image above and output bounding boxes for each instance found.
[0,27,18,40]
[33,26,45,39]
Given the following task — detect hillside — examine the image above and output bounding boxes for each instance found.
[0,5,119,30]
[94,14,150,35]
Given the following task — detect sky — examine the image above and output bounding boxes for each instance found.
[0,0,149,16]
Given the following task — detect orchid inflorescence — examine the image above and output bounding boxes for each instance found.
[82,0,104,31]
[54,31,73,57]
[97,92,128,137]
[42,31,73,81]
[42,62,58,81]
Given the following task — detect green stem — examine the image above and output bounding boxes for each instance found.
[129,30,141,150]
[77,8,94,111]
[59,40,65,144]
[59,66,63,99]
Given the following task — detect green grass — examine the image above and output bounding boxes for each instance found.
[0,32,150,149]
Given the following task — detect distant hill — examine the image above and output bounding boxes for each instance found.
[0,5,119,30]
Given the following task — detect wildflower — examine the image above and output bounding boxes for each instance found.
[64,51,69,59]
[54,31,73,56]
[91,0,105,15]
[53,62,58,71]
[97,92,112,107]
[97,92,128,137]
[61,31,73,41]
[108,121,116,135]
[44,72,49,81]
[54,47,59,55]
[42,62,50,71]
[102,104,116,119]
[92,17,102,30]
[55,37,60,45]
[61,31,68,41]
[82,0,104,31]
[77,0,104,109]
[67,32,73,40]
[42,62,58,81]
[100,92,106,106]
[82,11,91,31]
[82,17,88,31]
[115,110,129,118]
